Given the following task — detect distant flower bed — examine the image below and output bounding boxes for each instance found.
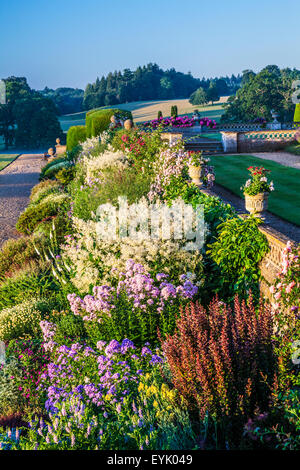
[143,116,217,130]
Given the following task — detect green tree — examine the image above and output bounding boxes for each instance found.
[222,66,300,123]
[206,81,220,105]
[189,87,208,105]
[0,104,15,148]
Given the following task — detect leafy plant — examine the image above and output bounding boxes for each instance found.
[207,216,269,299]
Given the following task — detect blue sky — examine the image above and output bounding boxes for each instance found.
[0,0,299,90]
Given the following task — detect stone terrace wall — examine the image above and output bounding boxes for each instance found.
[257,224,295,299]
[237,129,297,152]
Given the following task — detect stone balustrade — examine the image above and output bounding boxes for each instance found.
[222,128,298,153]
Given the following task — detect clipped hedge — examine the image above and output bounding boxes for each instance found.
[86,108,133,138]
[67,125,87,151]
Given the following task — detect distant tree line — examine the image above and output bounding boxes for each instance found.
[39,87,84,115]
[0,77,63,149]
[221,65,300,123]
[82,63,241,110]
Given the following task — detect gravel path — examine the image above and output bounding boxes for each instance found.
[233,151,300,169]
[0,154,43,247]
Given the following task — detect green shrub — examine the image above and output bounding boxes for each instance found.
[16,193,70,235]
[86,108,133,138]
[41,161,73,181]
[0,234,47,279]
[158,110,163,119]
[207,216,269,299]
[71,166,152,220]
[54,312,86,346]
[40,157,71,180]
[30,180,62,203]
[55,166,76,185]
[66,125,87,151]
[0,264,60,310]
[0,299,50,341]
[294,103,300,125]
[171,105,178,118]
[0,359,23,416]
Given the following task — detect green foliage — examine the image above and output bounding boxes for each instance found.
[0,234,46,279]
[40,87,84,115]
[40,156,71,180]
[84,293,182,348]
[53,312,86,347]
[0,359,23,416]
[286,143,300,155]
[30,180,62,204]
[189,87,208,105]
[170,105,178,118]
[294,103,300,124]
[71,165,152,221]
[86,108,132,138]
[207,216,269,299]
[1,76,64,149]
[55,166,76,185]
[157,110,163,119]
[0,265,59,310]
[66,125,86,151]
[0,298,51,341]
[222,66,300,122]
[16,193,70,235]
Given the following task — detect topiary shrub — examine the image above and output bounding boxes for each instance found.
[16,193,70,235]
[294,104,300,126]
[171,105,178,118]
[158,110,163,119]
[86,108,133,138]
[66,125,86,151]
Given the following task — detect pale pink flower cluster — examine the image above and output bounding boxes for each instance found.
[148,145,189,201]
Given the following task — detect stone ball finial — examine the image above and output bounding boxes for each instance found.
[56,138,61,145]
[124,119,133,130]
[48,148,55,156]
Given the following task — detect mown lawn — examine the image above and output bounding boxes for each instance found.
[0,154,19,171]
[210,154,300,226]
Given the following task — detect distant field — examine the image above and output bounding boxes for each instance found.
[0,154,19,171]
[59,97,229,132]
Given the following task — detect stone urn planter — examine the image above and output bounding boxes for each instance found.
[244,192,268,217]
[124,119,133,130]
[188,164,203,186]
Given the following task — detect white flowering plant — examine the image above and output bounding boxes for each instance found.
[241,166,274,196]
